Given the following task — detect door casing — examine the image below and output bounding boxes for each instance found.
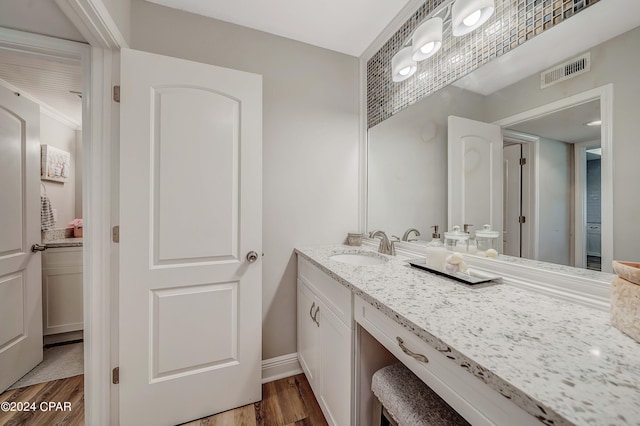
[0,23,112,425]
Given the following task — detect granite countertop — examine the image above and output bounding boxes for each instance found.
[295,244,640,426]
[44,238,83,248]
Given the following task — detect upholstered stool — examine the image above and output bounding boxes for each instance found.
[371,363,470,426]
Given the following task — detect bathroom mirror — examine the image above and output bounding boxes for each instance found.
[367,2,640,273]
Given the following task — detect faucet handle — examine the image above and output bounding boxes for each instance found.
[389,239,398,256]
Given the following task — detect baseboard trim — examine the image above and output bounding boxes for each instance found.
[44,331,84,346]
[262,353,303,384]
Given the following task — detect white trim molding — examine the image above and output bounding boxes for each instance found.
[262,353,303,384]
[0,28,114,426]
[0,78,81,129]
[55,0,129,49]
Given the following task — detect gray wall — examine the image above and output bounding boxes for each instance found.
[41,113,80,229]
[485,26,640,262]
[368,86,486,237]
[130,0,360,360]
[0,0,85,42]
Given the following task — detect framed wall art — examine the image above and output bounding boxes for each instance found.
[41,145,71,183]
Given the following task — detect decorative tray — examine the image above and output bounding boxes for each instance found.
[406,258,501,285]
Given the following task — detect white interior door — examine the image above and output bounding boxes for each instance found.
[448,116,502,247]
[0,84,42,392]
[119,48,262,426]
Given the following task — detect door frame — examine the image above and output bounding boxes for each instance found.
[502,130,538,261]
[493,84,613,273]
[0,1,123,421]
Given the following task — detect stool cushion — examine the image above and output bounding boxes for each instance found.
[372,363,470,426]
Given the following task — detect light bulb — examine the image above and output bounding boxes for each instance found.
[411,17,443,61]
[391,46,417,82]
[463,9,482,27]
[399,66,412,76]
[420,41,436,54]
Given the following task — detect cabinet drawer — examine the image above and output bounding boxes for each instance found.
[43,247,83,268]
[298,257,351,327]
[354,296,538,426]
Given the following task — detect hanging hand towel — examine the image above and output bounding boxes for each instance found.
[41,195,55,231]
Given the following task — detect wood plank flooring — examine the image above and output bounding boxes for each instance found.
[0,373,327,426]
[0,374,84,426]
[183,374,328,426]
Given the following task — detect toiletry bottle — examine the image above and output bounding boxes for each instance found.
[426,225,447,272]
[464,224,478,254]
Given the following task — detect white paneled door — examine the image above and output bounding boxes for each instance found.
[448,116,502,249]
[0,85,42,392]
[119,49,262,426]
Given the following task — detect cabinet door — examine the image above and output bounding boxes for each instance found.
[297,280,319,392]
[42,266,83,335]
[317,298,351,426]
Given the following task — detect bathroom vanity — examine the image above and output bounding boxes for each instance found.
[296,244,640,426]
[42,239,83,338]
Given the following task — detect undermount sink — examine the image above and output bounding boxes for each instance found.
[329,252,388,265]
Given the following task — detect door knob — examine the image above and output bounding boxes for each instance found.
[246,251,259,263]
[31,243,47,253]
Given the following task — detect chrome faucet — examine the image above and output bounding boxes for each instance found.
[369,230,396,255]
[401,228,421,242]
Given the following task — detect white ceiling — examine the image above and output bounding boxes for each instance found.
[144,0,412,56]
[507,100,600,144]
[0,49,83,128]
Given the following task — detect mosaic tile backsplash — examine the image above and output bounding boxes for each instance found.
[367,0,601,128]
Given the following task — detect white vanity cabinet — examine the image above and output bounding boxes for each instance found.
[297,257,352,426]
[354,296,539,426]
[42,247,83,336]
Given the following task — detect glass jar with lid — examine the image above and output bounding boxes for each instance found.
[444,225,470,252]
[475,224,500,253]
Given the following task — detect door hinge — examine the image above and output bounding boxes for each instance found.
[112,367,119,384]
[518,216,526,224]
[113,85,120,103]
[519,157,527,166]
[112,226,120,243]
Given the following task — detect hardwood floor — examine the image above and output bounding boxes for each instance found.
[183,374,328,426]
[0,373,327,426]
[0,374,84,426]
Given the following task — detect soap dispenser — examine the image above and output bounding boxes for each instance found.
[425,225,447,272]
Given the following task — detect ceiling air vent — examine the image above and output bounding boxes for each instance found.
[540,52,591,88]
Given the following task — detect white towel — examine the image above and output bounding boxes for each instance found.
[41,195,55,231]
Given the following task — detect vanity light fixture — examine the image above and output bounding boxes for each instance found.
[411,17,443,61]
[392,0,495,83]
[392,46,417,82]
[452,0,495,36]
